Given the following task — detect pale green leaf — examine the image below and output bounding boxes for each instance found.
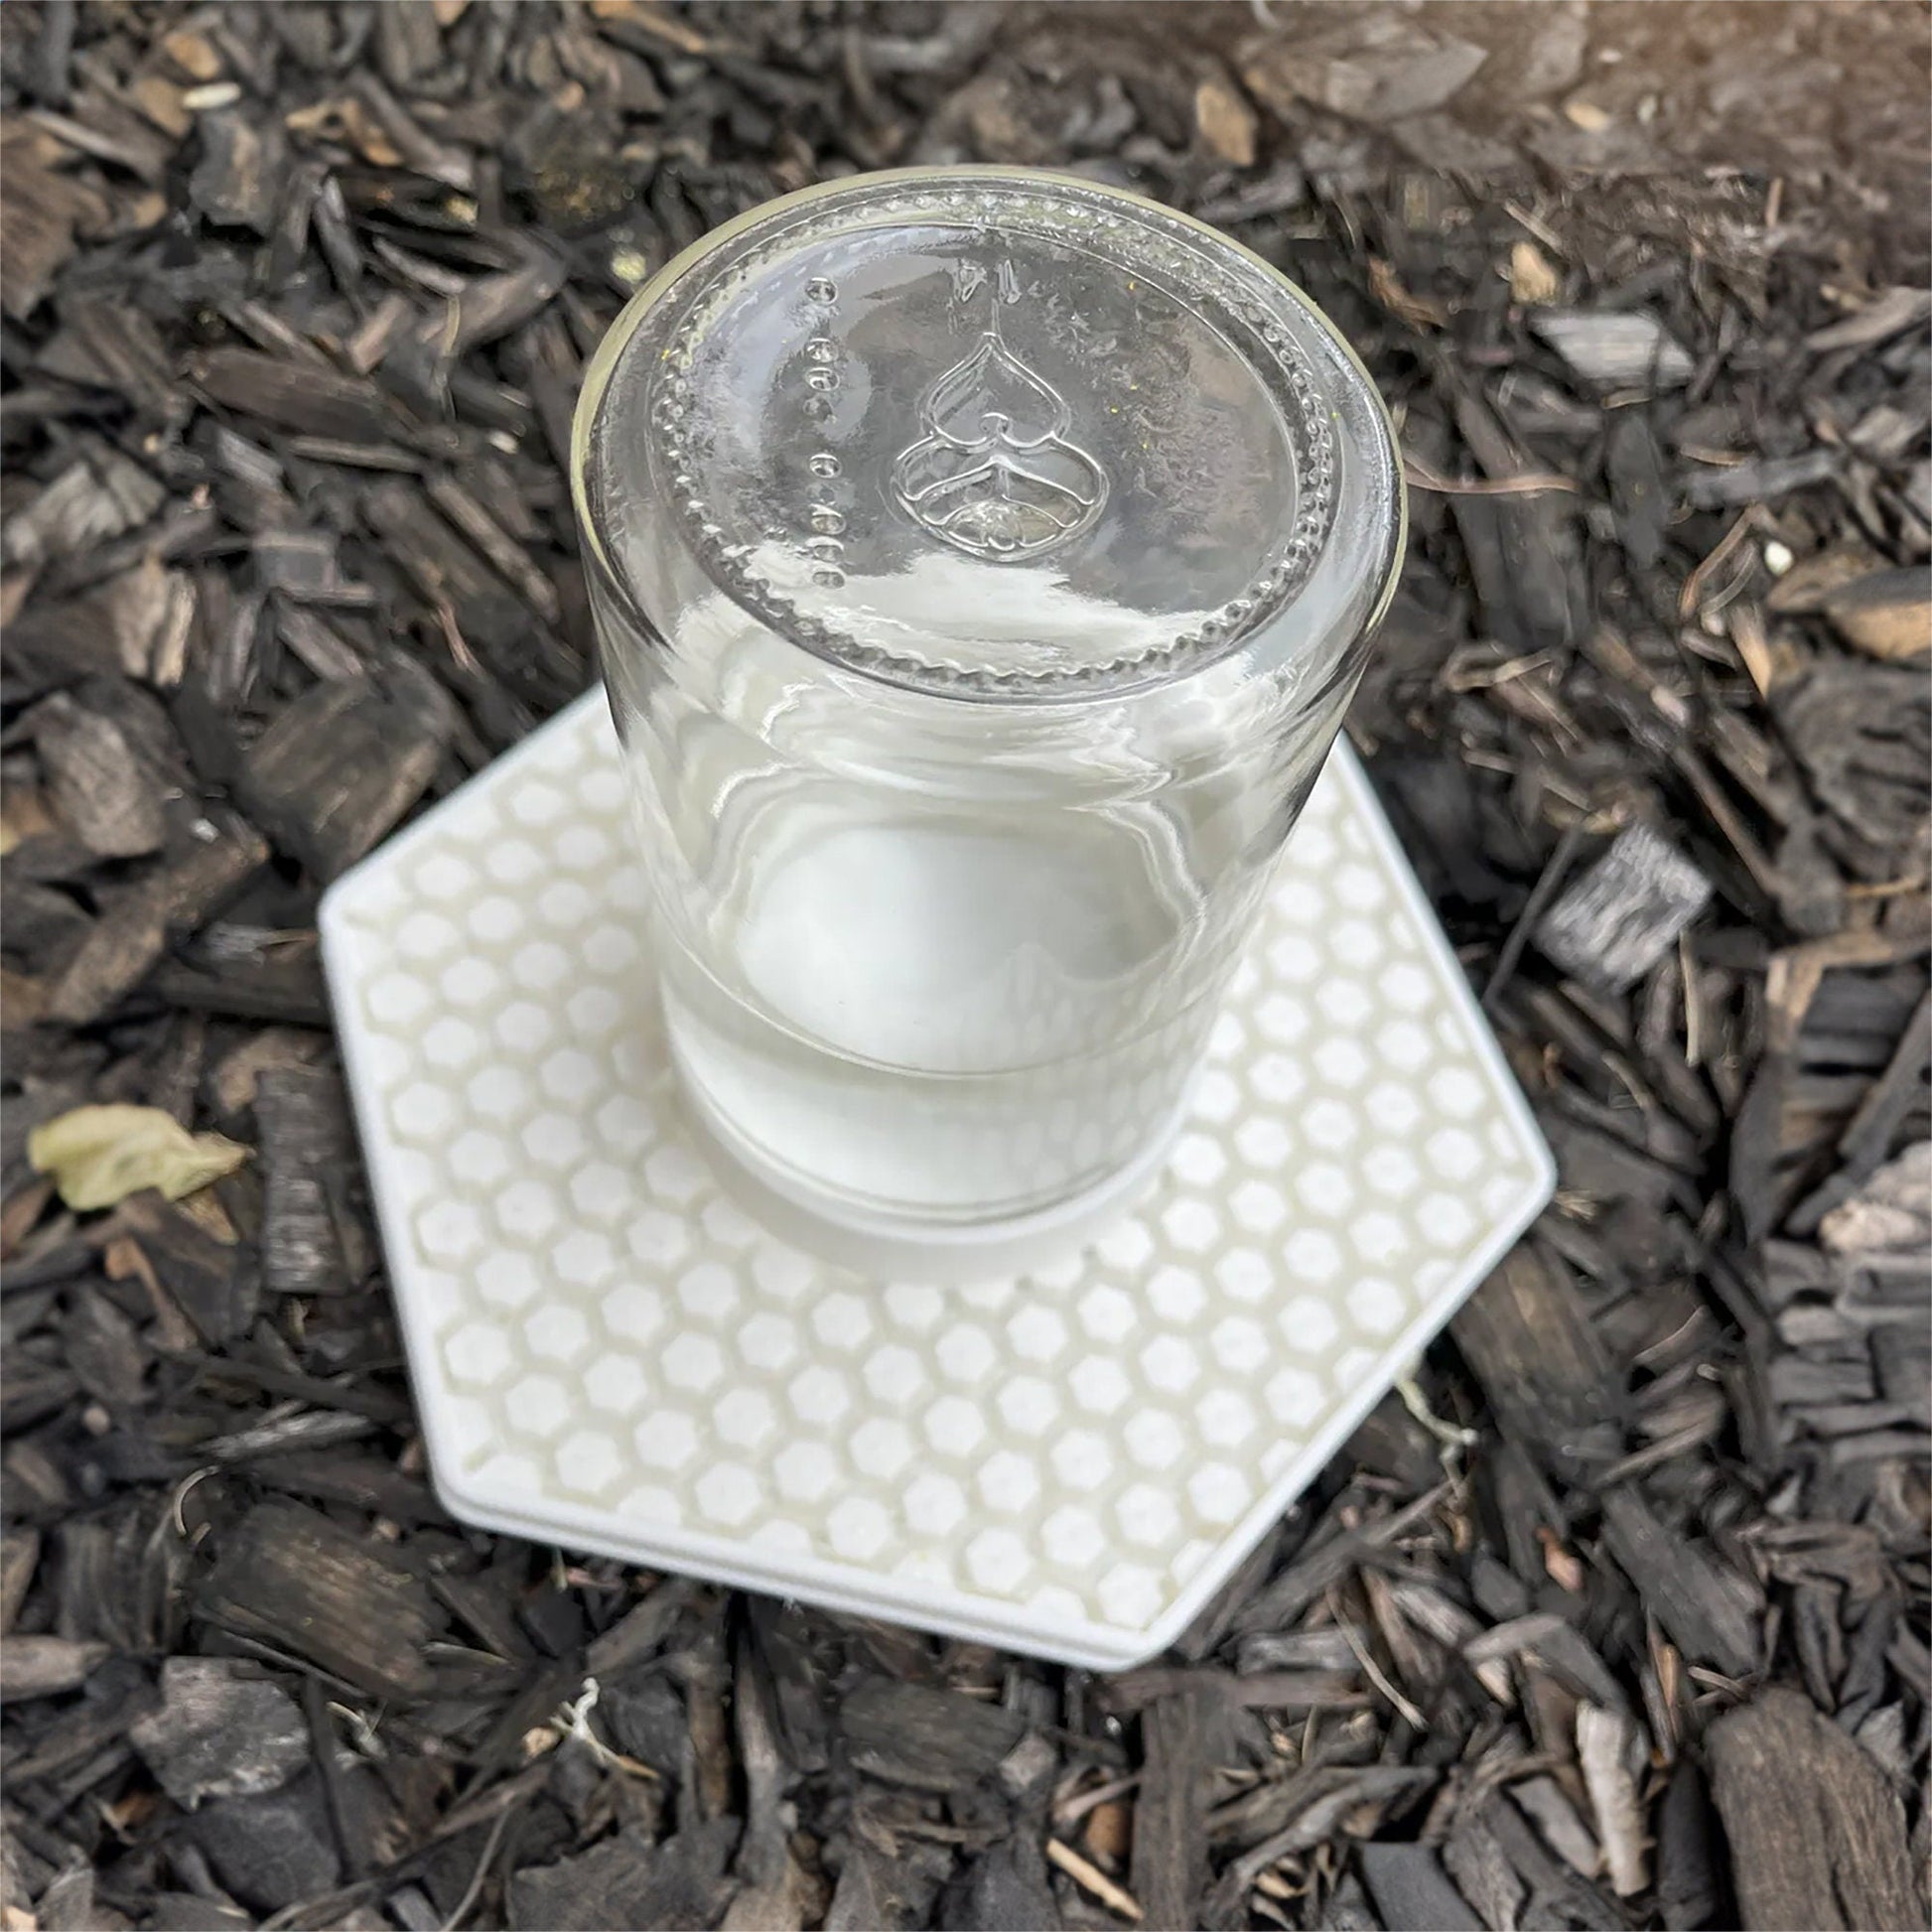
[27,1104,250,1212]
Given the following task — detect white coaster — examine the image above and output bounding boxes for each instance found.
[321,693,1553,1670]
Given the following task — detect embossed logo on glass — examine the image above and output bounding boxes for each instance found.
[891,309,1107,563]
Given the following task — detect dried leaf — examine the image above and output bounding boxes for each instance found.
[285,97,403,168]
[1509,239,1561,305]
[0,783,56,856]
[1369,256,1449,331]
[1563,96,1612,131]
[161,29,225,80]
[1195,76,1258,168]
[28,1103,250,1211]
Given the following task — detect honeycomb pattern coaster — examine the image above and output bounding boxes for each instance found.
[322,692,1553,1669]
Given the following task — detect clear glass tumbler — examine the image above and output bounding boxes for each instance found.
[573,168,1403,1277]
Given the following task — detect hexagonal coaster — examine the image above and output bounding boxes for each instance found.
[321,693,1553,1670]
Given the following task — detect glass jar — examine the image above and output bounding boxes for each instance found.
[574,168,1403,1277]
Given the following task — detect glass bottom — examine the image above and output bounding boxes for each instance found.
[671,1039,1190,1285]
[648,780,1227,1237]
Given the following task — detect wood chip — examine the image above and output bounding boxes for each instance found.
[130,1658,310,1809]
[196,1499,441,1702]
[1818,565,1931,661]
[0,1634,108,1703]
[1531,310,1694,388]
[1537,824,1714,993]
[234,670,449,881]
[1708,1687,1924,1929]
[30,691,166,858]
[1047,1839,1144,1923]
[44,814,268,1026]
[1576,1704,1649,1896]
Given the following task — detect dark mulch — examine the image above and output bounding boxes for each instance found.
[2,3,1927,1928]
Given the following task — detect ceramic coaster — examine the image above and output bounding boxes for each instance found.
[321,692,1553,1670]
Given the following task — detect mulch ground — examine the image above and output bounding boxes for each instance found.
[1,3,1928,1928]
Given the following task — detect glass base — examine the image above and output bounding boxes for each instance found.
[674,1062,1190,1285]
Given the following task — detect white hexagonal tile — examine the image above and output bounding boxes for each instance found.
[1346,1278,1408,1334]
[997,1375,1062,1436]
[585,1355,648,1414]
[393,1081,456,1141]
[1171,1132,1227,1187]
[966,1527,1032,1590]
[449,1129,510,1186]
[367,970,431,1027]
[1049,1430,1111,1490]
[934,1323,997,1384]
[1297,1163,1356,1217]
[493,999,554,1054]
[644,1144,707,1205]
[696,1462,761,1527]
[1040,1505,1106,1568]
[505,1374,570,1440]
[1146,1264,1206,1324]
[903,1472,967,1538]
[446,1321,511,1386]
[924,1394,986,1457]
[1096,1563,1163,1627]
[700,1195,760,1250]
[1279,1293,1341,1353]
[555,1230,616,1288]
[467,1064,531,1122]
[582,921,640,974]
[774,1441,838,1504]
[1096,1216,1154,1270]
[788,1365,850,1427]
[1116,1483,1179,1548]
[395,909,460,963]
[422,1016,483,1071]
[521,1112,589,1171]
[558,1431,622,1493]
[827,1495,891,1560]
[1076,1285,1137,1344]
[509,940,570,991]
[1007,1306,1067,1363]
[1265,1365,1324,1428]
[602,1281,665,1345]
[1187,1461,1253,1525]
[676,1260,740,1323]
[634,1410,698,1471]
[415,1199,484,1264]
[1191,1065,1243,1124]
[1140,1335,1200,1395]
[477,1251,540,1311]
[861,1342,924,1403]
[626,1206,691,1268]
[321,691,1553,1673]
[1196,1389,1257,1448]
[524,1305,590,1362]
[1230,1177,1288,1234]
[976,1449,1039,1514]
[740,1312,801,1374]
[1068,1356,1133,1414]
[1161,1197,1220,1254]
[662,1332,724,1393]
[494,1177,561,1243]
[850,1418,914,1478]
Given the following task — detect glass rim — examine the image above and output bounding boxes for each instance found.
[571,165,1408,707]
